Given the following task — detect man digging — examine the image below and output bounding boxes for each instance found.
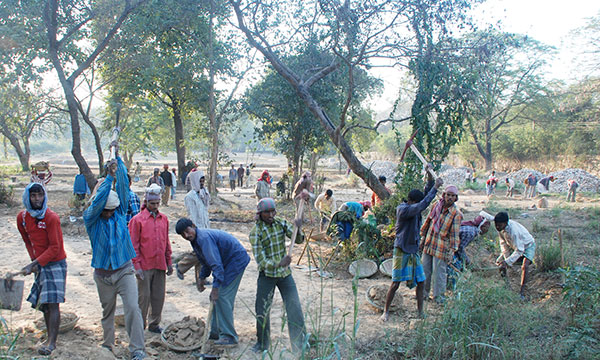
[15,183,68,356]
[381,170,443,321]
[84,154,146,360]
[492,211,536,300]
[176,219,249,346]
[249,198,306,353]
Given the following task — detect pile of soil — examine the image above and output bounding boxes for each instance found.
[367,284,402,312]
[162,316,206,349]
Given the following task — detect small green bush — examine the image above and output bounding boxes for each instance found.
[536,240,563,272]
[0,182,14,205]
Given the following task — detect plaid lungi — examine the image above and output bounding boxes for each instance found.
[27,259,67,310]
[392,248,425,289]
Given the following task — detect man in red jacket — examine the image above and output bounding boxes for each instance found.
[16,183,67,356]
[129,184,173,333]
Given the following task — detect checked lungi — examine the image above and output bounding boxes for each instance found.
[27,259,67,311]
[392,248,425,289]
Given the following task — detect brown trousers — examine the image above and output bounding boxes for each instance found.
[137,269,166,330]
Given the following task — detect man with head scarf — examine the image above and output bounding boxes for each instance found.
[15,183,67,356]
[492,211,536,299]
[249,198,306,353]
[83,154,146,360]
[381,171,443,321]
[175,218,250,346]
[420,184,463,303]
[255,170,271,200]
[128,184,173,333]
[175,171,212,281]
[147,167,164,191]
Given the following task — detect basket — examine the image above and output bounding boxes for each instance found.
[348,259,378,278]
[379,258,393,277]
[35,312,78,334]
[366,284,403,312]
[31,161,50,171]
[160,317,205,352]
[310,232,329,241]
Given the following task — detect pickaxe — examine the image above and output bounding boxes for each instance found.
[109,103,122,160]
[400,130,437,179]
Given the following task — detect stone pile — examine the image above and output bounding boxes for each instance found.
[366,160,400,181]
[548,168,600,193]
[440,167,471,186]
[507,169,544,183]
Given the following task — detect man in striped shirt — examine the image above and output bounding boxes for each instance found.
[84,154,146,360]
[420,185,463,303]
[249,198,306,353]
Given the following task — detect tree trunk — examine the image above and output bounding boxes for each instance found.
[172,99,186,185]
[79,104,104,173]
[207,0,218,194]
[5,134,29,171]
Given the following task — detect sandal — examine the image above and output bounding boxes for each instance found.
[38,345,55,356]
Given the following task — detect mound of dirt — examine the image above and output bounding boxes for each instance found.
[367,284,403,312]
[162,316,206,349]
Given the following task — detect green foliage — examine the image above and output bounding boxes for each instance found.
[0,181,14,205]
[561,267,600,358]
[536,238,563,272]
[0,316,20,359]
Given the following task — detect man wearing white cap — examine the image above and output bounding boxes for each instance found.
[84,155,146,360]
[420,185,463,303]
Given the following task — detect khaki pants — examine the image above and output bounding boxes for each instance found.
[137,269,166,330]
[94,265,145,355]
[162,186,171,205]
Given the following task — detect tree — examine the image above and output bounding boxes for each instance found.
[0,84,61,171]
[462,31,552,169]
[245,45,380,180]
[100,0,215,183]
[228,0,478,200]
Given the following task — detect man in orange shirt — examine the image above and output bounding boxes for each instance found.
[371,175,391,207]
[129,184,173,333]
[16,183,67,356]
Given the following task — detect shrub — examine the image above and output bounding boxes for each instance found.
[561,266,600,358]
[536,240,563,272]
[0,182,14,205]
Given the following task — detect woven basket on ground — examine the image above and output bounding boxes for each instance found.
[35,312,78,334]
[379,258,393,277]
[348,259,378,278]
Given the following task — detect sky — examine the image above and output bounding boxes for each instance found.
[372,0,600,114]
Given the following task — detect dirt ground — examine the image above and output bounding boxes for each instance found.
[1,154,598,359]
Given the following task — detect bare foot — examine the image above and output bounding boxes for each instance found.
[380,312,389,322]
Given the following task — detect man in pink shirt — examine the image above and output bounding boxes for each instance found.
[129,184,173,333]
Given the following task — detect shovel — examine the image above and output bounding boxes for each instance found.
[195,301,219,360]
[1,270,26,311]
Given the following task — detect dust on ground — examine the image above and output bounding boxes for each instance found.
[0,155,598,359]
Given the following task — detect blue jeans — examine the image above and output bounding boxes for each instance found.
[255,272,305,352]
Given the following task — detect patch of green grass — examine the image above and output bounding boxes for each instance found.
[536,240,563,272]
[462,181,485,191]
[0,164,22,176]
[532,219,550,233]
[484,201,520,219]
[0,316,21,359]
[0,182,14,205]
[407,273,567,358]
[586,220,600,233]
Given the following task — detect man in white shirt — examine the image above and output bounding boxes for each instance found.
[505,177,515,198]
[493,212,536,299]
[314,189,336,232]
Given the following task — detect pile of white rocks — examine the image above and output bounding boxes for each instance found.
[548,168,600,193]
[440,167,472,186]
[366,160,400,181]
[507,168,544,183]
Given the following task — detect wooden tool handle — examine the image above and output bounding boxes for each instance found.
[200,301,214,354]
[288,199,305,255]
[410,144,437,179]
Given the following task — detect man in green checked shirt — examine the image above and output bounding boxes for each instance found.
[249,198,306,354]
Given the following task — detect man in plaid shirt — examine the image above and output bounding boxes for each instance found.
[420,185,463,303]
[249,198,306,353]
